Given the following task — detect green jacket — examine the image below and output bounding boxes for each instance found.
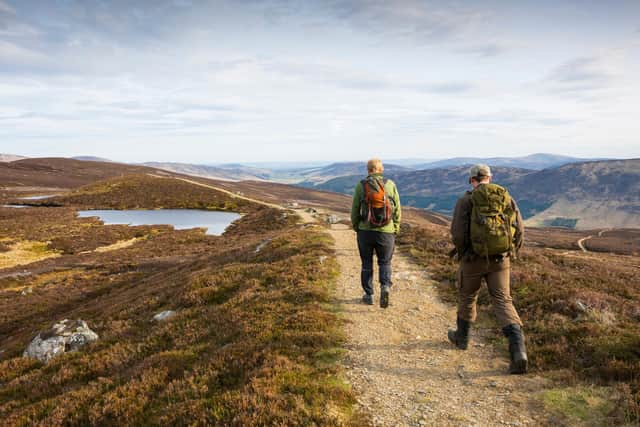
[351,174,401,234]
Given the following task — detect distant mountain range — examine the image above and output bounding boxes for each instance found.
[4,154,637,229]
[0,154,28,162]
[141,153,603,184]
[143,161,413,185]
[511,159,640,228]
[141,162,273,182]
[295,162,413,185]
[71,156,113,162]
[413,153,599,170]
[306,159,640,229]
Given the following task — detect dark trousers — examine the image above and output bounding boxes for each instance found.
[357,230,395,295]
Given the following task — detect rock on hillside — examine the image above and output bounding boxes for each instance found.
[23,319,98,363]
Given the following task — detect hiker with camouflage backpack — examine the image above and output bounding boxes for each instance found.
[448,164,528,374]
[351,159,401,308]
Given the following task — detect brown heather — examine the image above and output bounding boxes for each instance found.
[397,223,640,423]
[0,176,359,426]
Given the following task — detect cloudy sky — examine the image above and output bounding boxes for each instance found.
[1,0,639,163]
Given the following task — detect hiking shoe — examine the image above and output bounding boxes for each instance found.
[362,294,374,305]
[380,286,390,308]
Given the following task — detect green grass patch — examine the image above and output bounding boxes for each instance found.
[542,386,616,426]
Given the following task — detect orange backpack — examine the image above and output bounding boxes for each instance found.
[360,176,392,227]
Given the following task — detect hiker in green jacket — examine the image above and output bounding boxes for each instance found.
[350,159,401,308]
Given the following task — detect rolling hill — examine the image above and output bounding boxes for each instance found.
[513,159,640,228]
[295,162,413,186]
[129,154,598,184]
[71,156,114,162]
[310,166,533,215]
[307,159,640,229]
[141,162,273,182]
[0,158,164,189]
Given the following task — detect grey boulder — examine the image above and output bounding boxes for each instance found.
[23,319,99,363]
[153,310,176,321]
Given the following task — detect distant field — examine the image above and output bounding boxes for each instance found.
[585,229,640,255]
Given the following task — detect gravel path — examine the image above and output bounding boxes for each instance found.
[327,222,550,427]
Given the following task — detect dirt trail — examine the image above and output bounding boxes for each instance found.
[147,174,283,210]
[315,215,550,426]
[577,235,592,253]
[577,229,612,253]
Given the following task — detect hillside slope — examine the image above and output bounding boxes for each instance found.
[311,166,533,215]
[142,162,272,182]
[513,159,640,228]
[308,159,640,228]
[0,158,163,189]
[296,162,413,185]
[0,174,358,425]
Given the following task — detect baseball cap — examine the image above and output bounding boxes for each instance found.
[469,164,492,178]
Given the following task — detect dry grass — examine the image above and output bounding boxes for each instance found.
[89,237,145,253]
[0,240,61,269]
[0,177,360,426]
[27,174,259,213]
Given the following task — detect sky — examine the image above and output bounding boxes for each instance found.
[1,0,639,164]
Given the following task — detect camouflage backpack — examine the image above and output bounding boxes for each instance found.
[469,183,517,257]
[360,176,393,227]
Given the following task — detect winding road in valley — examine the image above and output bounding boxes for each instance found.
[577,235,593,253]
[577,228,612,253]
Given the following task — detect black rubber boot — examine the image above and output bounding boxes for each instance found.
[448,317,470,350]
[502,324,528,374]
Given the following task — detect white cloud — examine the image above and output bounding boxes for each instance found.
[0,40,48,66]
[0,1,639,161]
[456,43,507,58]
[0,1,15,14]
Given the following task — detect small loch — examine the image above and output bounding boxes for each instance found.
[77,209,241,236]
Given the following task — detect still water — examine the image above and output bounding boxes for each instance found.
[77,209,241,236]
[18,195,56,200]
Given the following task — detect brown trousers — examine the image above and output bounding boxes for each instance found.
[457,257,522,328]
